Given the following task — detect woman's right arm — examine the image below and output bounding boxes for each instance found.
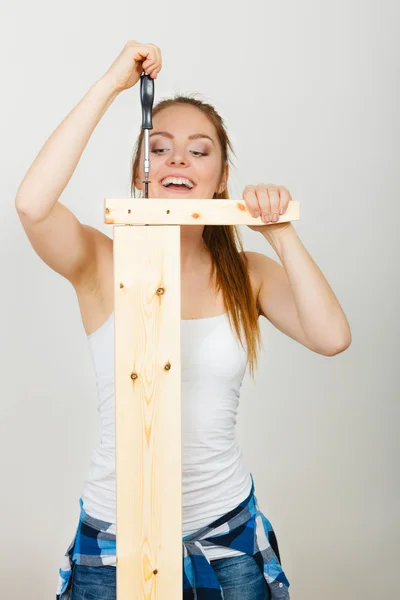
[15,41,161,286]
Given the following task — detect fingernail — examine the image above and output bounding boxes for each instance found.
[263,214,270,223]
[272,213,278,222]
[254,211,260,218]
[279,208,284,215]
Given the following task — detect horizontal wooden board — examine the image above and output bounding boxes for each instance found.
[105,198,300,225]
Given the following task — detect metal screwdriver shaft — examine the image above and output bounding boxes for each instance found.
[140,73,155,199]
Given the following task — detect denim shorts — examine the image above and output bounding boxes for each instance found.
[70,553,270,599]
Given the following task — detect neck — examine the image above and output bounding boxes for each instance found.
[180,225,209,271]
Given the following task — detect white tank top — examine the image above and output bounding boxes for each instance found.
[81,311,253,560]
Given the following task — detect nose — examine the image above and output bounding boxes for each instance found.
[167,158,187,166]
[166,149,188,166]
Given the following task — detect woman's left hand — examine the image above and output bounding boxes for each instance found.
[242,183,292,234]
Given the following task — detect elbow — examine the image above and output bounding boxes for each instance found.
[15,183,37,214]
[15,194,44,223]
[15,194,31,215]
[322,330,352,357]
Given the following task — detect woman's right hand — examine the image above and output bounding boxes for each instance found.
[102,40,162,93]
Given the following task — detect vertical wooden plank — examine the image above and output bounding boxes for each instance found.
[113,224,182,599]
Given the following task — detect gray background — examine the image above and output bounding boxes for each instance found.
[1,0,398,598]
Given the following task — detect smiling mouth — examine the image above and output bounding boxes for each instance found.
[161,183,197,193]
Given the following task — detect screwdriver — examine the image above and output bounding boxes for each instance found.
[140,72,155,199]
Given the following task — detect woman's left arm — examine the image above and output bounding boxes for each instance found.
[243,183,352,357]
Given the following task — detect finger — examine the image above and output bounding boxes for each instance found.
[144,62,158,76]
[267,186,280,222]
[242,185,260,217]
[278,186,291,214]
[148,43,162,70]
[133,46,151,61]
[144,47,161,77]
[134,46,157,69]
[142,59,158,75]
[145,45,160,69]
[148,53,161,77]
[255,184,271,222]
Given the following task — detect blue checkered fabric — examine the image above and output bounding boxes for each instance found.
[56,473,290,599]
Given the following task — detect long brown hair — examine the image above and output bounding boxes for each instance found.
[130,94,262,378]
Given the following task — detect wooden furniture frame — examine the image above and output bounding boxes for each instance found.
[105,197,300,599]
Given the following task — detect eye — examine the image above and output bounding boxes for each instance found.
[191,151,208,157]
[150,149,209,157]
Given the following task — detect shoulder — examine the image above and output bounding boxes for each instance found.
[241,250,280,305]
[239,251,273,308]
[240,250,274,283]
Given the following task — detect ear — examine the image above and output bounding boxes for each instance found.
[216,163,229,194]
[134,173,143,192]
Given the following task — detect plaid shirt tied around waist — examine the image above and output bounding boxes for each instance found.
[56,473,290,599]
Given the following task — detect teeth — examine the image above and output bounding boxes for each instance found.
[161,176,194,189]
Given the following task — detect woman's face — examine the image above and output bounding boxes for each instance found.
[135,104,228,199]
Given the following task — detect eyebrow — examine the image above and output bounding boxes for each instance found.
[149,131,215,146]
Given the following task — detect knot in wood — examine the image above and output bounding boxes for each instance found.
[153,569,158,575]
[130,372,138,380]
[156,287,165,295]
[164,362,171,371]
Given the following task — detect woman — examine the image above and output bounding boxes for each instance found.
[15,41,351,600]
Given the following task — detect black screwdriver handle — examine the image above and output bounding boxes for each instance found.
[140,73,154,130]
